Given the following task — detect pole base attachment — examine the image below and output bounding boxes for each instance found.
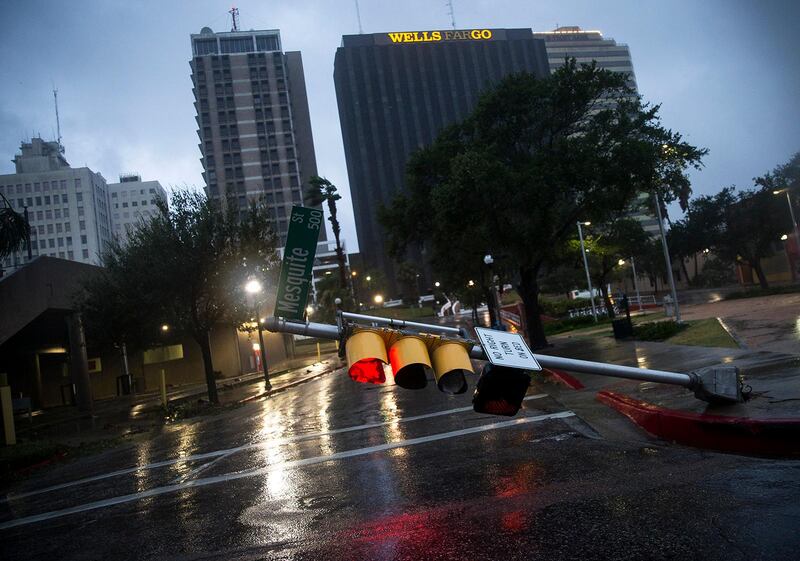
[689,366,744,404]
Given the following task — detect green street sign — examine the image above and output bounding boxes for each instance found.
[274,206,324,320]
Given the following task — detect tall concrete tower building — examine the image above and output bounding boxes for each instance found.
[534,26,658,235]
[334,28,549,293]
[189,26,320,244]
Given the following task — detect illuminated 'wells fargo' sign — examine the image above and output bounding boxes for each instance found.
[387,29,494,43]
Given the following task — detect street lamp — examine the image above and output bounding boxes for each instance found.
[244,278,271,389]
[483,254,501,328]
[160,324,170,333]
[781,234,789,241]
[373,294,384,305]
[576,221,598,322]
[434,281,440,288]
[773,188,799,245]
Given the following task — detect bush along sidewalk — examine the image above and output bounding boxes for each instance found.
[633,320,687,341]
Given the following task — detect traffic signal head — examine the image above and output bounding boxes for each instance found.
[344,328,473,393]
[345,329,388,384]
[472,363,531,416]
[430,342,470,394]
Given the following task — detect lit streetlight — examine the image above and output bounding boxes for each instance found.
[576,221,598,322]
[434,281,441,288]
[781,234,789,241]
[773,188,799,247]
[160,324,170,332]
[373,294,384,305]
[243,278,270,389]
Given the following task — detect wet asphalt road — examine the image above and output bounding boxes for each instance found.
[2,366,800,560]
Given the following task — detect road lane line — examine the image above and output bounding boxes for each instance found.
[0,410,574,530]
[3,394,549,502]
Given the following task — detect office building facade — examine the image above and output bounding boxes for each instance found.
[107,174,168,245]
[0,138,112,273]
[189,26,320,245]
[333,29,549,292]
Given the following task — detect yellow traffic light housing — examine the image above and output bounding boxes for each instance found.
[345,329,388,384]
[343,327,473,393]
[430,341,470,394]
[388,335,431,389]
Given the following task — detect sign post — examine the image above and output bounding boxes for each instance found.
[274,206,324,320]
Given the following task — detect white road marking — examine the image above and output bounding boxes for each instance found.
[0,410,574,530]
[3,394,549,502]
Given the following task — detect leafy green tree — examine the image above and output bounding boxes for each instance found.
[711,187,791,288]
[381,61,706,347]
[305,176,347,289]
[0,193,30,264]
[395,261,421,303]
[80,190,279,403]
[635,237,668,295]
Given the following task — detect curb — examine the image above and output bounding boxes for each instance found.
[542,368,585,390]
[597,390,800,457]
[238,365,340,404]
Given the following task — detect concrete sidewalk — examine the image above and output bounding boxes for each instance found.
[535,336,800,456]
[13,355,340,444]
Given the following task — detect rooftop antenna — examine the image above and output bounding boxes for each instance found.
[354,0,363,34]
[229,5,240,32]
[53,87,64,153]
[446,0,456,29]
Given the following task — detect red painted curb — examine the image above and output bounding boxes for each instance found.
[543,368,585,390]
[597,390,800,457]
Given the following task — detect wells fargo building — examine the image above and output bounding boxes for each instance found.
[334,29,549,293]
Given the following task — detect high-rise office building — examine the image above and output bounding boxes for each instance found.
[334,28,549,293]
[189,26,320,245]
[0,138,112,273]
[107,174,167,245]
[534,26,658,234]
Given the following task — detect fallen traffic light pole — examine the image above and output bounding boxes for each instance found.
[264,312,744,411]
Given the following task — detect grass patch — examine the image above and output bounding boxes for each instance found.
[724,285,800,300]
[544,315,613,335]
[665,318,739,348]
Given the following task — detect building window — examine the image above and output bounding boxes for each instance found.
[64,208,70,217]
[35,196,42,205]
[82,249,89,259]
[48,239,55,248]
[81,235,87,244]
[75,179,81,188]
[56,223,63,233]
[76,192,83,202]
[80,220,85,231]
[65,223,71,232]
[78,206,85,216]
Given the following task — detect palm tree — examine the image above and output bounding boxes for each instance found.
[0,192,30,266]
[305,176,347,289]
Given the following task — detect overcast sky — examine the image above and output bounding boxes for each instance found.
[1,1,798,250]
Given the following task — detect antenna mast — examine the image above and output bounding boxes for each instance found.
[229,6,240,32]
[354,0,364,34]
[53,87,63,153]
[446,0,456,29]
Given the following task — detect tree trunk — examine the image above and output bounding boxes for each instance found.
[328,199,348,289]
[679,257,690,288]
[517,266,548,349]
[197,331,219,404]
[693,253,699,284]
[752,259,769,289]
[599,283,615,318]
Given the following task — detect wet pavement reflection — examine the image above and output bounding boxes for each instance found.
[3,364,800,560]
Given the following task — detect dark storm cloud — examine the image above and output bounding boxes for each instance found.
[1,1,797,247]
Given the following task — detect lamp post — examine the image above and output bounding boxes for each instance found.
[245,279,271,389]
[652,192,681,322]
[577,221,598,322]
[629,256,643,312]
[483,254,501,328]
[774,188,799,280]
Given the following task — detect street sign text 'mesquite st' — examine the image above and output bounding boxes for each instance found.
[273,206,323,320]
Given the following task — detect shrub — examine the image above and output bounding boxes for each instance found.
[634,320,687,341]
